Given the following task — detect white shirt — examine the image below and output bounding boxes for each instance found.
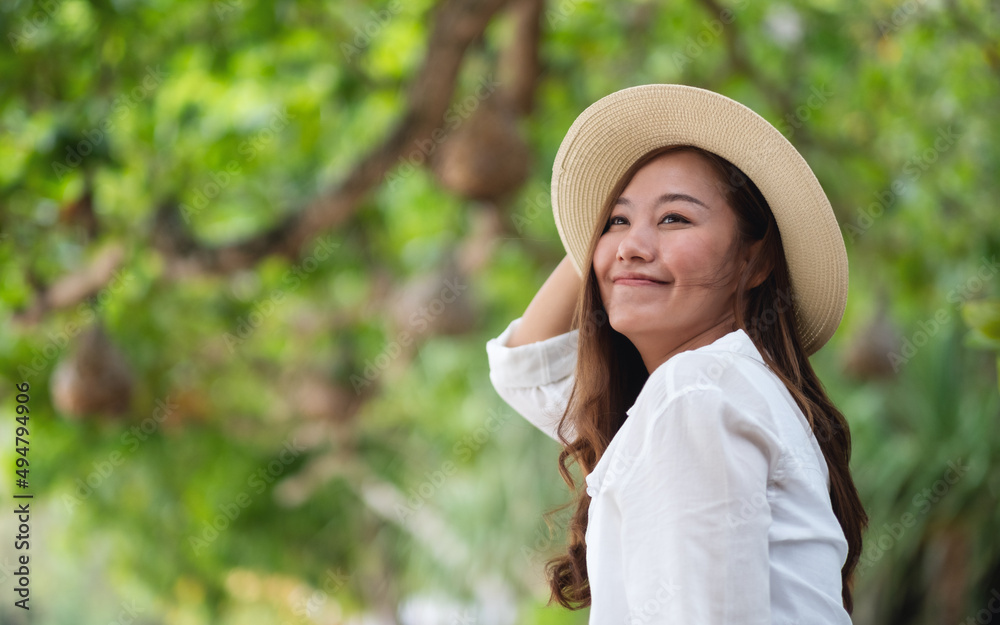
[485,317,853,624]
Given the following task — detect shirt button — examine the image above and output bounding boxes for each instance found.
[586,486,597,497]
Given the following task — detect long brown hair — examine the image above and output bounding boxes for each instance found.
[543,144,869,613]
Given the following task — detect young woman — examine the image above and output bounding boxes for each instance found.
[486,85,868,623]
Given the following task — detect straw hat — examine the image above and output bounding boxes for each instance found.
[551,83,847,355]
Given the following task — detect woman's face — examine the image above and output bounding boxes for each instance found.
[593,150,747,369]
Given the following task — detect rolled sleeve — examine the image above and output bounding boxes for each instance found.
[485,317,579,443]
[614,387,779,623]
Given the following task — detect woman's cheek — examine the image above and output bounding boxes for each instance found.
[670,235,719,276]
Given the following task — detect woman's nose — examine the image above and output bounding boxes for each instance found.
[617,220,656,262]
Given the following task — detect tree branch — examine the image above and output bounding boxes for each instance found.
[151,0,511,278]
[13,243,128,326]
[498,0,543,115]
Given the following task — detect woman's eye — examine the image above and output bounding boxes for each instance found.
[605,213,689,229]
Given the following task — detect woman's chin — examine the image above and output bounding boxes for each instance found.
[608,317,669,341]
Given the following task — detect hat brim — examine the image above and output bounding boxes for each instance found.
[551,84,847,356]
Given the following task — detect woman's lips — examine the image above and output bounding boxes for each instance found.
[614,279,668,286]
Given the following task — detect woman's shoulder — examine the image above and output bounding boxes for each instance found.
[648,329,768,395]
[596,330,794,495]
[627,329,790,432]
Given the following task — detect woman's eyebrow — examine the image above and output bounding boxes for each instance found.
[614,193,710,210]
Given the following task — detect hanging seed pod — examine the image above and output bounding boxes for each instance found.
[51,320,134,418]
[431,95,531,202]
[842,303,901,382]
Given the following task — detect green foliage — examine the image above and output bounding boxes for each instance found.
[961,299,1000,389]
[1,0,998,623]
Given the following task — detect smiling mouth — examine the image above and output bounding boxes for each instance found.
[614,279,668,286]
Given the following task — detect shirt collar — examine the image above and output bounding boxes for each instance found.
[625,329,769,418]
[649,327,768,367]
[698,327,768,366]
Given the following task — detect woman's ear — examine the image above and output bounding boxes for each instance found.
[742,239,771,289]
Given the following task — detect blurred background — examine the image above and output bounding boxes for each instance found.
[1,0,999,623]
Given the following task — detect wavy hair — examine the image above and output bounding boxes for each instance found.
[543,144,868,613]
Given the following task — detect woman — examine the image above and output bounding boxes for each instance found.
[486,85,868,623]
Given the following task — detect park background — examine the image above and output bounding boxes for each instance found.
[1,0,1000,623]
